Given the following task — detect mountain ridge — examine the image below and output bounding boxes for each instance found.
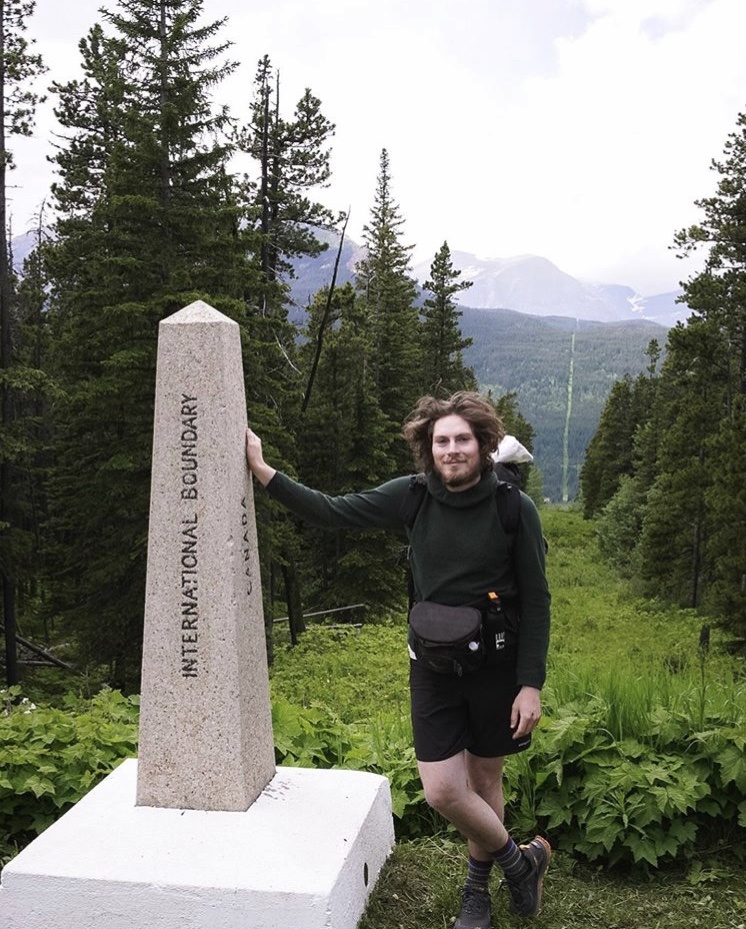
[12,227,687,328]
[9,229,673,499]
[286,231,688,328]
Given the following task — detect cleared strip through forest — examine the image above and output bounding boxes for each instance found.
[561,330,576,503]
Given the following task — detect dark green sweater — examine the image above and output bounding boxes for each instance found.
[266,468,550,689]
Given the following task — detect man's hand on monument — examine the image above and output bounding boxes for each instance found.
[245,429,277,487]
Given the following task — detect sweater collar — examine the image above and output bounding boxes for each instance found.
[425,468,497,508]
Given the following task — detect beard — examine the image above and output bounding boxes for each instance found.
[434,458,482,490]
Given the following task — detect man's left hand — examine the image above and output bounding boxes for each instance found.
[511,685,542,739]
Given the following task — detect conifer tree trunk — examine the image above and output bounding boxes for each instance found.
[280,560,304,646]
[0,1,18,685]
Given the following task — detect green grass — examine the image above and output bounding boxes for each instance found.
[360,837,746,929]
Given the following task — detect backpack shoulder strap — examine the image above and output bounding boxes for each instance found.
[400,473,428,529]
[495,480,521,537]
[493,461,522,487]
[496,482,548,554]
[400,474,427,610]
[401,475,523,609]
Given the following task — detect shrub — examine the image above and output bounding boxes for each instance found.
[513,660,746,867]
[0,687,138,864]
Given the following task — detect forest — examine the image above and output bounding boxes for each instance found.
[579,102,746,650]
[461,308,666,502]
[1,0,745,699]
[0,0,525,692]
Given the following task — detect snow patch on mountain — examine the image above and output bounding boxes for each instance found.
[412,251,687,326]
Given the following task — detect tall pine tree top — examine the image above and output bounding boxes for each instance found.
[355,148,421,450]
[420,240,476,395]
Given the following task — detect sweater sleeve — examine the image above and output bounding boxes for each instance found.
[265,471,409,531]
[513,492,551,690]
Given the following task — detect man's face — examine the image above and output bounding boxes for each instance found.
[431,414,482,491]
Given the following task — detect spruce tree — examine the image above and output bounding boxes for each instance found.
[355,148,421,466]
[296,283,402,610]
[578,108,746,641]
[0,0,46,685]
[44,0,248,690]
[650,113,746,635]
[239,56,336,313]
[420,241,476,394]
[673,109,746,406]
[12,217,56,633]
[579,375,637,517]
[236,56,339,647]
[703,411,746,637]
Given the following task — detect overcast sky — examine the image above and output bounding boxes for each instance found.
[10,0,746,295]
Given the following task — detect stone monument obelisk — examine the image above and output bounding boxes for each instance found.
[136,300,275,811]
[0,301,394,929]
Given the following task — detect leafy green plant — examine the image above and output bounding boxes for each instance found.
[520,660,746,867]
[3,510,745,872]
[0,687,138,860]
[271,695,438,838]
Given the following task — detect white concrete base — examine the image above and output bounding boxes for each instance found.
[0,758,394,929]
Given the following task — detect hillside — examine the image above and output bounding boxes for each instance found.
[411,251,687,327]
[461,307,666,501]
[290,233,690,328]
[281,233,683,500]
[283,238,670,501]
[11,230,670,502]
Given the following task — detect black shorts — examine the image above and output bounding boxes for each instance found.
[409,656,532,762]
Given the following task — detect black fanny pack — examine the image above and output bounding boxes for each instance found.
[409,601,485,675]
[408,594,519,676]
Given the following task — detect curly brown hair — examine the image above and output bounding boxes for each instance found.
[401,392,505,473]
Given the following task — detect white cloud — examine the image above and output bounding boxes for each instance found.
[438,0,746,291]
[8,0,746,293]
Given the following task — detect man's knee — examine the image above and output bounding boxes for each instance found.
[421,776,464,815]
[467,756,505,800]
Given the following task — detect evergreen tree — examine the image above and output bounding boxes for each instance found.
[489,389,536,489]
[0,0,45,685]
[638,107,746,630]
[631,340,664,494]
[703,411,746,638]
[491,390,534,449]
[622,320,720,607]
[420,241,476,394]
[238,54,336,316]
[296,283,403,610]
[355,148,421,466]
[236,56,339,647]
[12,217,56,639]
[579,375,637,517]
[596,474,645,579]
[44,0,248,690]
[578,107,746,644]
[673,109,746,407]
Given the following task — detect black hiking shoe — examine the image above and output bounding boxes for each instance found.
[505,835,552,917]
[454,884,492,929]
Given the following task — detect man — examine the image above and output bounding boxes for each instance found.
[245,391,551,929]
